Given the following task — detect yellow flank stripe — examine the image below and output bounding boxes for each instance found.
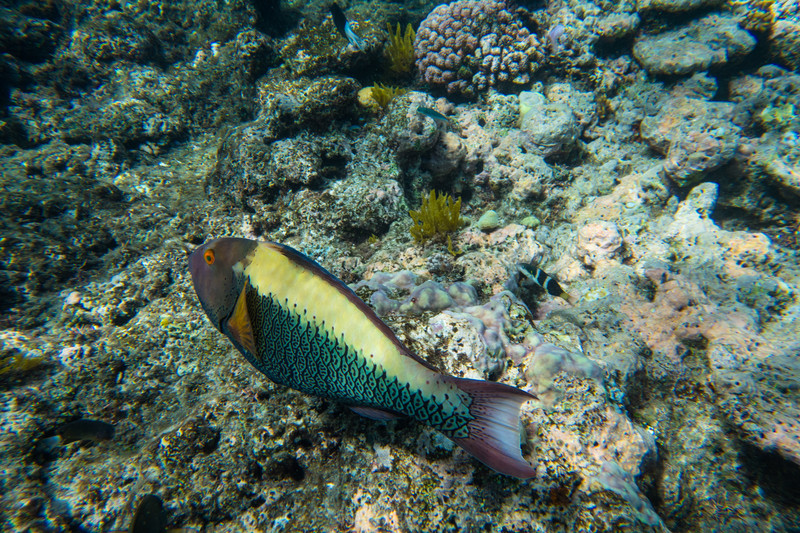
[242,243,436,388]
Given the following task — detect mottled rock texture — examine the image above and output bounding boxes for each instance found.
[641,96,741,187]
[633,14,756,76]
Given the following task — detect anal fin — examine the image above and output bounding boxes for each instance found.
[227,281,257,356]
[350,406,403,421]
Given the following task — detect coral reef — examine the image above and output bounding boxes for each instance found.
[0,345,45,377]
[3,0,800,530]
[767,2,800,71]
[637,0,723,13]
[414,0,542,97]
[729,66,800,198]
[519,87,588,159]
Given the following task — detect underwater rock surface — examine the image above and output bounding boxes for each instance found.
[1,0,800,531]
[633,14,756,76]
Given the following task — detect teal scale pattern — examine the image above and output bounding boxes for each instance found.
[242,284,474,437]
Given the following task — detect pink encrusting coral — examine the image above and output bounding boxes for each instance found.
[414,0,542,97]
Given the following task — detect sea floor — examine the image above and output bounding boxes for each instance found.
[1,0,800,531]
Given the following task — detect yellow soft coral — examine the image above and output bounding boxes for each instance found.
[385,23,416,74]
[370,83,407,110]
[0,351,45,376]
[409,190,463,244]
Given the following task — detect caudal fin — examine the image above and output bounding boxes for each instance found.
[447,377,537,479]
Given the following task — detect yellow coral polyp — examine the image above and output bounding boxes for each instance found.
[385,23,416,74]
[409,190,464,244]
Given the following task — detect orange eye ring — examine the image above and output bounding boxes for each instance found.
[203,249,215,265]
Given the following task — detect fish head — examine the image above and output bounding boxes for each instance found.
[190,237,256,331]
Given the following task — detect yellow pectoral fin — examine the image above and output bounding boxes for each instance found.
[227,282,257,355]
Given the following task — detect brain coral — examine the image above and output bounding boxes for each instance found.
[414,0,542,97]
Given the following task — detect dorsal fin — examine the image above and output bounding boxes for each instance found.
[227,281,257,355]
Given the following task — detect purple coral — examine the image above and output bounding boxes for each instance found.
[414,0,542,97]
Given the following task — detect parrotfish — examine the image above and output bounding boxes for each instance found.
[190,238,536,478]
[330,3,365,51]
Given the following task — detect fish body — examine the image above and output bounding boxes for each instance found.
[57,418,115,444]
[129,494,167,533]
[330,3,365,50]
[190,238,536,478]
[517,263,568,299]
[416,106,450,125]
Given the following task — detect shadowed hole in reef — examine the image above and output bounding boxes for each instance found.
[711,164,800,252]
[738,441,800,509]
[266,452,305,482]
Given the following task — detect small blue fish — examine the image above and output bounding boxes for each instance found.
[417,106,463,133]
[416,106,450,126]
[330,3,365,50]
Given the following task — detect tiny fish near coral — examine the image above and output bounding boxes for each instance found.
[190,238,537,478]
[57,418,115,444]
[330,2,365,50]
[416,106,451,127]
[516,263,569,300]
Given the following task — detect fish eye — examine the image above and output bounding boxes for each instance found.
[203,249,215,265]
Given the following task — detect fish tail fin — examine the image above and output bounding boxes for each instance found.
[447,376,537,479]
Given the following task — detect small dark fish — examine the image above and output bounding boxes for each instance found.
[517,263,568,299]
[330,3,365,50]
[191,238,537,478]
[129,494,167,533]
[57,418,115,444]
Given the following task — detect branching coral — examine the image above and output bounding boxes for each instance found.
[385,23,416,74]
[409,190,463,244]
[370,83,407,110]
